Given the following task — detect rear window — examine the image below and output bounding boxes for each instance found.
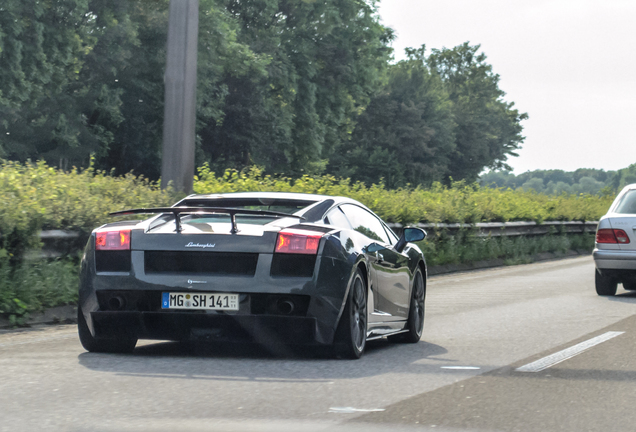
[176,198,318,226]
[179,198,317,214]
[614,190,636,214]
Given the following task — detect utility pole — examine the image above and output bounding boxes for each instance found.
[161,0,199,193]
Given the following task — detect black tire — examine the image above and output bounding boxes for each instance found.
[389,267,426,343]
[333,268,368,359]
[595,270,617,296]
[78,308,137,353]
[623,282,636,291]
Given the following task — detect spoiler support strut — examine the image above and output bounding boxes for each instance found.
[109,207,305,234]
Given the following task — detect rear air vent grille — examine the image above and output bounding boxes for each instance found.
[270,254,316,277]
[96,251,131,272]
[144,251,258,276]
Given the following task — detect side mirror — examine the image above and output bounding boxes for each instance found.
[405,227,426,242]
[395,227,427,253]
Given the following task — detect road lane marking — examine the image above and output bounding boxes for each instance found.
[516,331,624,373]
[329,407,385,414]
[441,366,481,370]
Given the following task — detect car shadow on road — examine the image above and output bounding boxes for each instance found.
[606,290,636,303]
[77,338,450,382]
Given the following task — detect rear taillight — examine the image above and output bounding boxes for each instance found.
[95,229,131,250]
[596,229,630,244]
[615,229,630,243]
[275,230,322,255]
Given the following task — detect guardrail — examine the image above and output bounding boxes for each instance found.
[33,230,83,259]
[388,221,598,237]
[35,221,598,259]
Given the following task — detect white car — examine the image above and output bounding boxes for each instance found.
[594,184,636,295]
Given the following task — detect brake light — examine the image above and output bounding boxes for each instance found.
[95,229,131,250]
[275,230,322,255]
[615,229,630,244]
[596,229,630,244]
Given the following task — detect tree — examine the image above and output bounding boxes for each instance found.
[610,164,636,190]
[199,0,393,176]
[427,43,528,182]
[328,46,455,188]
[95,0,270,179]
[572,176,605,195]
[1,3,527,186]
[520,178,544,193]
[544,181,572,195]
[0,0,276,178]
[0,0,102,168]
[480,170,516,188]
[88,0,168,178]
[330,43,527,188]
[572,168,609,184]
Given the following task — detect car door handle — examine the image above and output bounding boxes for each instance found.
[375,252,384,262]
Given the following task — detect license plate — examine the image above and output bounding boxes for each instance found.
[162,292,239,310]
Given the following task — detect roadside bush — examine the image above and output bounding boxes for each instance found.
[417,232,595,267]
[0,257,78,325]
[0,160,176,324]
[0,160,175,263]
[193,165,614,224]
[0,161,613,254]
[0,161,608,323]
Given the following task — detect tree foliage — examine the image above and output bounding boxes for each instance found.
[2,1,528,186]
[478,165,636,195]
[427,43,528,181]
[93,0,271,178]
[328,46,455,188]
[198,0,393,176]
[0,0,97,167]
[328,44,527,187]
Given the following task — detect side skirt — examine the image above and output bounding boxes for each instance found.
[367,329,409,342]
[367,320,407,340]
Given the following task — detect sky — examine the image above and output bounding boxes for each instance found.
[377,0,636,174]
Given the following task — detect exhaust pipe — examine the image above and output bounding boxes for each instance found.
[108,296,125,311]
[277,299,295,315]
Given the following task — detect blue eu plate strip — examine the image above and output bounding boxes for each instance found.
[162,292,170,309]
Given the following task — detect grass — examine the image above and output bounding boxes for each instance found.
[0,258,79,325]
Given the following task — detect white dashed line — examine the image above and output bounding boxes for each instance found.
[329,407,385,414]
[516,331,624,373]
[441,366,481,370]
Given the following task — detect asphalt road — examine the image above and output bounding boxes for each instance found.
[1,256,635,432]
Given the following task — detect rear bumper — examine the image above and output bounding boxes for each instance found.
[593,249,636,270]
[91,311,319,345]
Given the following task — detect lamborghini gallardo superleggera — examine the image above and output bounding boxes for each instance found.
[78,192,427,359]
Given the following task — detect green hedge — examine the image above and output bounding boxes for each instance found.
[0,259,79,325]
[0,161,612,322]
[0,160,614,236]
[419,230,596,267]
[0,160,615,261]
[193,165,614,224]
[0,160,175,262]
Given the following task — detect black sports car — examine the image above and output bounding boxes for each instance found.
[78,192,427,359]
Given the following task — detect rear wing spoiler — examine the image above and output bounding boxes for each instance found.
[109,207,305,234]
